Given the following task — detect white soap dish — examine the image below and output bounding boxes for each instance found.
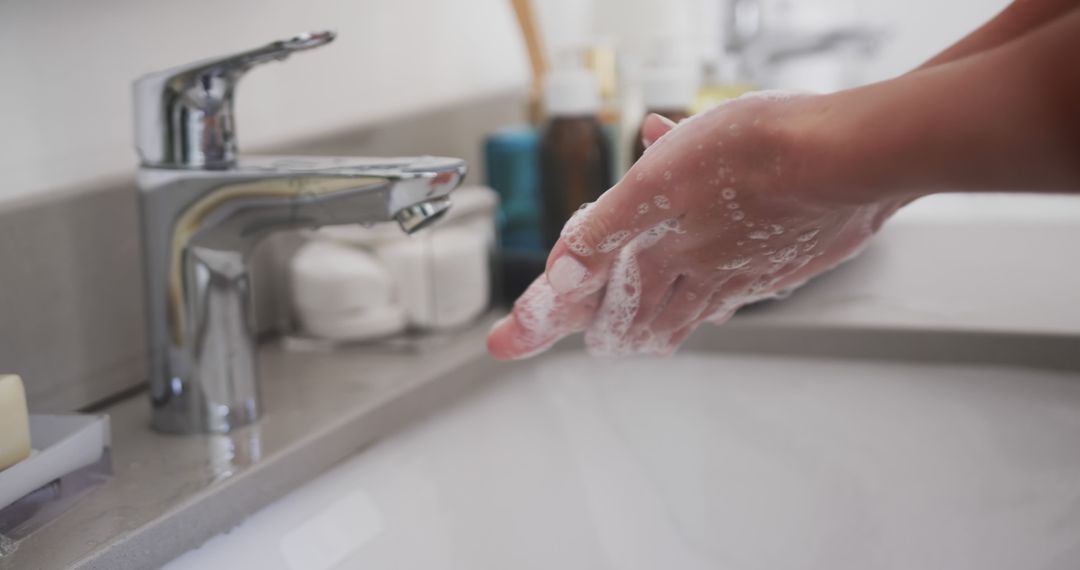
[0,414,111,543]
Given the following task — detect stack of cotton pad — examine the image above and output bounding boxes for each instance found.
[289,240,407,342]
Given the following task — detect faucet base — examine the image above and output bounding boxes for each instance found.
[151,393,260,435]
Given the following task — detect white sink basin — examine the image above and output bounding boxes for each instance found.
[167,352,1080,570]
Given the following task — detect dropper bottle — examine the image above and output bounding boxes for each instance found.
[539,62,612,248]
[632,63,698,162]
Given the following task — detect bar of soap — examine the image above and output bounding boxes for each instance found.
[0,374,31,471]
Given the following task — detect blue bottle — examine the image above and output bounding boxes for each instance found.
[484,127,544,252]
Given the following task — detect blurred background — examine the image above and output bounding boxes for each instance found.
[0,0,1010,204]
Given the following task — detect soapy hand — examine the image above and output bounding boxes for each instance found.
[488,92,905,359]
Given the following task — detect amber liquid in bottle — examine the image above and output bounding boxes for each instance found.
[540,116,613,248]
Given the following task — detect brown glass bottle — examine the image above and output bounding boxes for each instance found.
[540,116,612,248]
[632,108,690,163]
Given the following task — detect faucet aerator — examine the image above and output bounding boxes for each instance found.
[394,197,452,234]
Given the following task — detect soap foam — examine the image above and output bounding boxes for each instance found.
[512,278,560,354]
[597,230,632,253]
[586,219,681,356]
[736,89,804,103]
[768,245,799,264]
[718,256,752,270]
[560,202,597,256]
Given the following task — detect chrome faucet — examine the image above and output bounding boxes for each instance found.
[133,31,466,434]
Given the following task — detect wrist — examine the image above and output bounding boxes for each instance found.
[789,88,931,206]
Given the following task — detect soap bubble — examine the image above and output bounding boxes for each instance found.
[598,230,632,253]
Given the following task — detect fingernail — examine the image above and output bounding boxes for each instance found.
[651,113,677,128]
[547,256,589,294]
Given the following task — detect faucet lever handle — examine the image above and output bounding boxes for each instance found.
[169,30,335,80]
[133,30,336,169]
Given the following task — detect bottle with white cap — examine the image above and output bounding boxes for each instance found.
[632,62,699,161]
[539,58,612,248]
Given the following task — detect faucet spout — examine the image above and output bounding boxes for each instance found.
[394,197,452,233]
[138,155,465,434]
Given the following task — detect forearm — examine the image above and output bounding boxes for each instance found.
[820,6,1080,200]
[917,0,1080,69]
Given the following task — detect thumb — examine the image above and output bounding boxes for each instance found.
[641,113,677,148]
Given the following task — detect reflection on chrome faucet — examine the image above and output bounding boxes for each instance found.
[133,31,466,435]
[206,426,264,483]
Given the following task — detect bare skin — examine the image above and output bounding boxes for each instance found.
[489,1,1080,360]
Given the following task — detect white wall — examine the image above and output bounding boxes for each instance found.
[857,0,1010,80]
[749,0,1011,91]
[533,0,1010,90]
[0,0,531,204]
